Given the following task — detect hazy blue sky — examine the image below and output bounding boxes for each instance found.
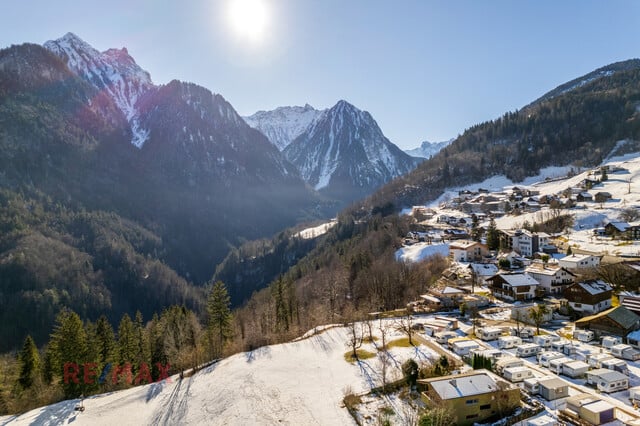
[1,1,639,149]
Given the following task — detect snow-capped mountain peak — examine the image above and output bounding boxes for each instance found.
[283,100,421,203]
[404,139,453,158]
[243,104,324,151]
[44,33,153,147]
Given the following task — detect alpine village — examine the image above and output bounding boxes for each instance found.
[3,22,640,426]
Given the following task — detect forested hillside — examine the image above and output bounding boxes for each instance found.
[0,188,204,352]
[363,60,640,213]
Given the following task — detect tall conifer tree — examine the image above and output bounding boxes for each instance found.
[17,335,40,389]
[207,281,233,356]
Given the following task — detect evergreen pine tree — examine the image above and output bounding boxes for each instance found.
[95,315,117,366]
[118,314,137,365]
[486,217,499,250]
[272,277,289,333]
[49,310,89,398]
[134,311,151,369]
[42,344,56,385]
[471,214,481,242]
[207,281,233,357]
[17,335,40,389]
[83,320,101,394]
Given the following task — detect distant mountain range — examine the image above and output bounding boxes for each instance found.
[245,100,422,204]
[404,139,453,158]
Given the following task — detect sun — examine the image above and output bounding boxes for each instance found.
[228,0,269,42]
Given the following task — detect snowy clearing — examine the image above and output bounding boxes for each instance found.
[3,322,440,426]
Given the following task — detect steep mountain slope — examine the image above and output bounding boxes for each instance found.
[0,34,326,350]
[283,100,421,204]
[243,104,323,150]
[405,139,453,158]
[529,59,640,106]
[44,32,153,147]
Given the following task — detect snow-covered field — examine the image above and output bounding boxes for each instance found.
[395,243,449,262]
[296,219,338,239]
[1,322,440,426]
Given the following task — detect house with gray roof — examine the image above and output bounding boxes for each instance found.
[487,273,540,302]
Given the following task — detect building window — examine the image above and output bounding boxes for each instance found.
[466,399,479,405]
[480,404,491,410]
[466,414,479,419]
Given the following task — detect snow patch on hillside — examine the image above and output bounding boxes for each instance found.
[396,243,449,263]
[296,220,337,239]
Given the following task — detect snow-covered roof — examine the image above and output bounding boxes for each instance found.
[452,340,479,348]
[420,294,441,303]
[441,286,465,295]
[468,263,499,276]
[537,377,567,390]
[427,371,504,400]
[559,253,600,263]
[606,221,630,232]
[587,369,627,382]
[496,273,539,287]
[577,280,612,295]
[525,263,573,277]
[449,240,483,249]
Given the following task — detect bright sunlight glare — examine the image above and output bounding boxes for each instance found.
[228,0,269,43]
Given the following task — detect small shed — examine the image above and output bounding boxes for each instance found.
[588,369,629,393]
[562,360,589,378]
[600,357,629,375]
[503,366,534,383]
[538,377,569,401]
[581,400,615,425]
[548,356,572,374]
[566,393,615,426]
[498,335,522,349]
[587,353,614,369]
[451,339,479,356]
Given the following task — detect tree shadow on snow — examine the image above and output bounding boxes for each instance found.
[245,345,271,363]
[31,398,78,426]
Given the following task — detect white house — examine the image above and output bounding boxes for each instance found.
[558,253,602,270]
[449,240,489,262]
[525,263,575,295]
